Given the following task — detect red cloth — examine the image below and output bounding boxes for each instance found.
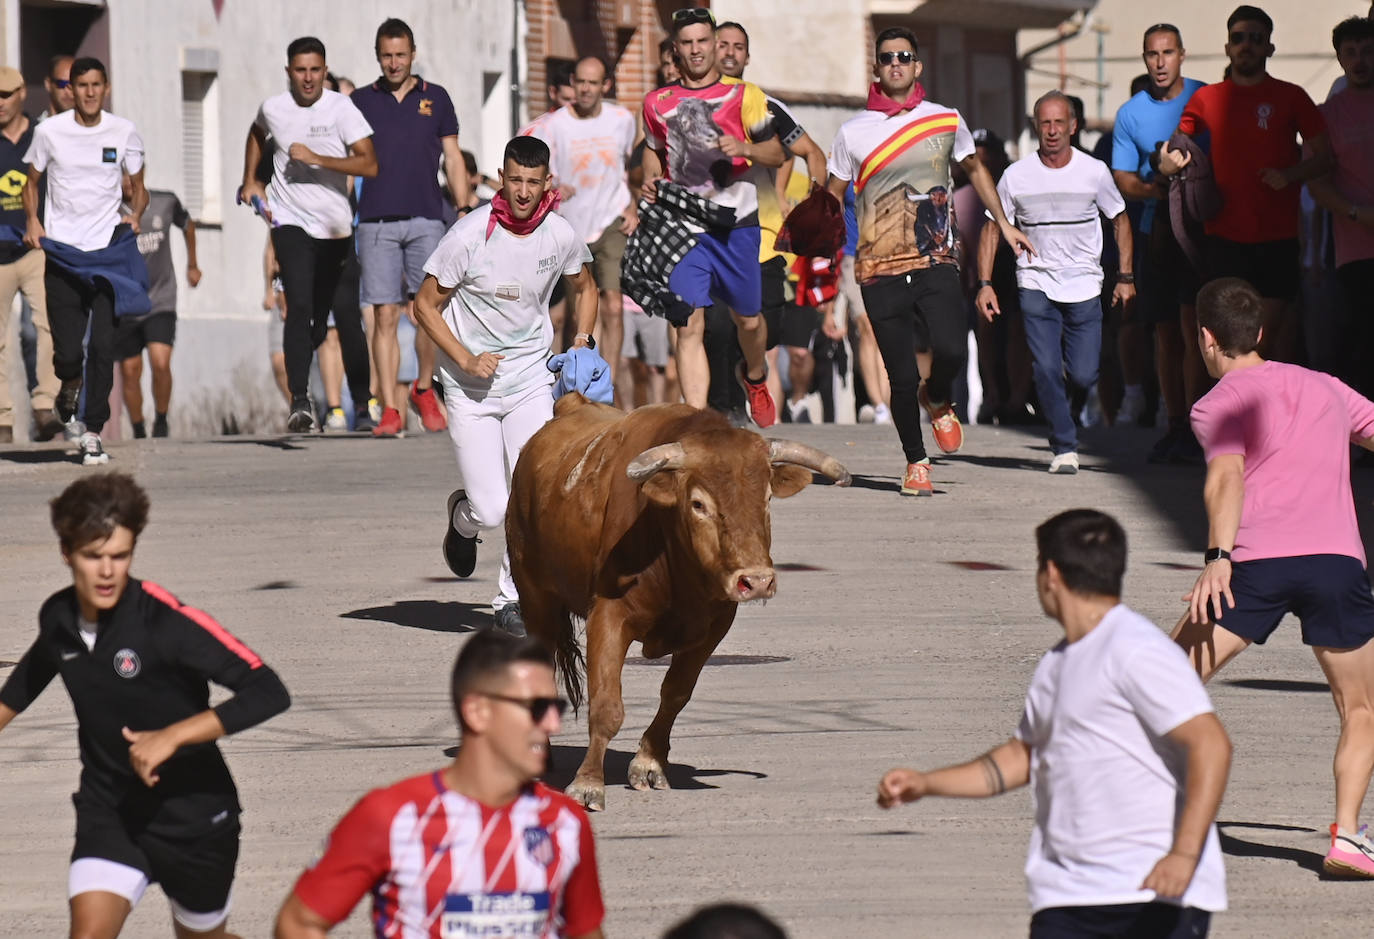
[775,187,844,259]
[1178,76,1326,243]
[793,255,838,307]
[486,189,561,240]
[866,81,925,117]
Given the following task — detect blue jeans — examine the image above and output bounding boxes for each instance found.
[1020,288,1102,455]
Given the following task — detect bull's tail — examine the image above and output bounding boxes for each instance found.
[554,611,587,716]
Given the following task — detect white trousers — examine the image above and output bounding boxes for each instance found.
[440,370,554,610]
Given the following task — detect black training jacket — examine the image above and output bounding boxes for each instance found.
[0,578,290,835]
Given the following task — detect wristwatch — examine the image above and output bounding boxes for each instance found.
[1203,547,1231,564]
[574,333,596,350]
[976,279,994,289]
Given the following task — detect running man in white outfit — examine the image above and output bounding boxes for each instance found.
[413,136,597,638]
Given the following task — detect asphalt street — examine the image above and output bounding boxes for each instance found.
[1,418,1369,937]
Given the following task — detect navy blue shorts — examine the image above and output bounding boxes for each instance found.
[669,225,762,316]
[1213,554,1374,649]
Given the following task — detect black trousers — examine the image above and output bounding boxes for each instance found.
[46,263,115,433]
[1337,259,1374,398]
[1029,902,1211,938]
[860,264,967,464]
[271,226,370,406]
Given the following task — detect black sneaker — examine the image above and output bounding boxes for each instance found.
[56,377,82,423]
[287,397,315,433]
[443,489,479,577]
[131,421,147,439]
[493,603,526,638]
[353,409,377,434]
[152,416,168,438]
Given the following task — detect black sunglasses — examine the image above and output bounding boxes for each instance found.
[1229,30,1267,46]
[482,692,569,722]
[672,8,715,27]
[51,78,71,88]
[878,50,915,65]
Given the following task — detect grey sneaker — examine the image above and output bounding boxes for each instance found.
[493,603,526,638]
[79,432,110,466]
[287,397,315,433]
[1048,452,1079,475]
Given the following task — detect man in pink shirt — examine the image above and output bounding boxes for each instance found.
[1175,277,1374,879]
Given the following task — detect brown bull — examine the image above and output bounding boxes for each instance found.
[506,394,850,811]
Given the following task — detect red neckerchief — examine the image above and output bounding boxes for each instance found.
[486,189,561,240]
[866,81,925,117]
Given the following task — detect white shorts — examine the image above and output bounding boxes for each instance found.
[68,858,232,931]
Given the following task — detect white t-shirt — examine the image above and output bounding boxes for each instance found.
[423,205,592,398]
[534,103,636,244]
[1015,605,1227,914]
[996,148,1126,303]
[25,110,145,251]
[255,90,372,239]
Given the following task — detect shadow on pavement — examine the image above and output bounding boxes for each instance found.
[542,744,767,792]
[342,600,487,633]
[1222,678,1331,694]
[0,448,74,463]
[1217,821,1325,876]
[847,473,901,493]
[209,437,304,450]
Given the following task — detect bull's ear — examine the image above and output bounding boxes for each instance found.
[639,471,679,507]
[770,464,812,499]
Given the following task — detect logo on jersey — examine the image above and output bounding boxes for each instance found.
[442,891,550,937]
[522,826,554,866]
[102,147,117,163]
[0,168,26,196]
[1256,103,1273,130]
[419,97,433,116]
[113,648,141,678]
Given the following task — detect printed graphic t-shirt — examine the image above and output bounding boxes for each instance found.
[133,190,190,314]
[25,110,145,251]
[642,77,776,228]
[1178,76,1325,243]
[828,99,976,283]
[293,773,604,939]
[423,205,592,398]
[534,103,636,244]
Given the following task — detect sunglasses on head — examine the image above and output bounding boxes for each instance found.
[671,7,715,27]
[51,78,71,88]
[878,50,915,65]
[1229,30,1267,46]
[481,692,569,722]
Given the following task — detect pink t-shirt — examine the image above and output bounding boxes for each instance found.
[1190,361,1374,563]
[1319,87,1374,267]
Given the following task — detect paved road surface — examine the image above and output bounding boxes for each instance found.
[1,420,1367,936]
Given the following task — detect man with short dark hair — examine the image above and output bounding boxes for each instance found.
[42,54,74,120]
[0,472,290,939]
[879,508,1231,936]
[1159,5,1330,362]
[413,136,597,636]
[274,630,605,939]
[351,18,468,437]
[240,36,378,433]
[828,26,1031,494]
[1175,276,1374,878]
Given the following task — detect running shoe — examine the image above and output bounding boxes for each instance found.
[324,407,348,433]
[1325,824,1374,878]
[443,489,480,578]
[368,396,383,424]
[32,409,65,442]
[858,404,876,424]
[901,460,933,497]
[918,384,964,454]
[786,397,812,424]
[735,362,777,428]
[410,382,448,432]
[874,402,893,425]
[78,432,109,466]
[373,407,404,437]
[353,409,377,434]
[56,376,82,423]
[152,415,169,438]
[287,397,315,433]
[131,422,147,439]
[1049,452,1079,475]
[493,603,527,638]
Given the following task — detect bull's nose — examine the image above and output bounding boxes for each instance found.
[732,568,777,601]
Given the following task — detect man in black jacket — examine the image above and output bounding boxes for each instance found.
[0,472,290,939]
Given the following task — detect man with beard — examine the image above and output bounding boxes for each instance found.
[274,631,605,939]
[1158,5,1329,363]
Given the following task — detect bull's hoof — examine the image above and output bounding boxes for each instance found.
[566,776,607,812]
[627,753,671,791]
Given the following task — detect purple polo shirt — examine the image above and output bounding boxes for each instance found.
[351,76,459,222]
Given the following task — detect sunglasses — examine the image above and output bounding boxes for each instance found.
[671,7,715,27]
[51,78,71,88]
[1229,30,1268,46]
[878,50,915,65]
[482,692,569,722]
[0,89,17,99]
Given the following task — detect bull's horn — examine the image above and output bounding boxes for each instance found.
[767,439,852,487]
[626,442,687,481]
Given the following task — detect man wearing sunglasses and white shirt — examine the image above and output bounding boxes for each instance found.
[274,631,605,939]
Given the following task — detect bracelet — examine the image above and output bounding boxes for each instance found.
[976,279,994,289]
[1117,273,1135,284]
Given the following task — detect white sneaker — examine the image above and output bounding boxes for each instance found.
[367,397,382,424]
[858,404,876,424]
[1048,451,1079,475]
[79,432,110,466]
[324,407,348,433]
[873,402,892,425]
[787,397,812,424]
[1117,385,1145,424]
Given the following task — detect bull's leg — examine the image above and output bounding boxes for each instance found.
[628,616,732,791]
[566,603,633,812]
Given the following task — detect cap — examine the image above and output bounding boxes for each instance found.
[0,67,24,93]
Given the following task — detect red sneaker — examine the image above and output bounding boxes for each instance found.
[410,382,448,432]
[901,461,933,496]
[373,407,405,437]
[918,383,964,454]
[736,363,777,428]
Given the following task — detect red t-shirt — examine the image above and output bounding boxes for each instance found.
[292,772,604,938]
[1178,76,1325,243]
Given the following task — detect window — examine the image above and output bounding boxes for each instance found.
[181,64,221,222]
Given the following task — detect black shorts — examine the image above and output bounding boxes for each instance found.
[114,311,177,360]
[1212,554,1374,648]
[1142,212,1200,324]
[72,799,240,915]
[759,256,788,351]
[1030,902,1211,938]
[1206,236,1300,300]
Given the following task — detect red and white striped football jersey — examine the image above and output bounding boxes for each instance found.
[293,772,604,938]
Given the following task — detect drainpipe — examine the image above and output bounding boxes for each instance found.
[1017,10,1093,79]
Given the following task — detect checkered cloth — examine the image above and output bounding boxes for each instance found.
[620,180,736,326]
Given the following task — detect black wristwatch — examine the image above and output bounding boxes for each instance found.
[976,279,994,289]
[1203,547,1231,564]
[575,333,596,350]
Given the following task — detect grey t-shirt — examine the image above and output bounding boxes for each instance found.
[135,190,190,314]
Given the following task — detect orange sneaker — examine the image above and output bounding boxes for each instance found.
[736,363,777,428]
[919,383,963,454]
[901,460,933,496]
[410,382,448,432]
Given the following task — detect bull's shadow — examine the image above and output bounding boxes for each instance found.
[541,745,767,792]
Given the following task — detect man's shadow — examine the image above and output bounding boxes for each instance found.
[1217,821,1325,876]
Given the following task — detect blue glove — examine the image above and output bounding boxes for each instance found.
[547,347,614,404]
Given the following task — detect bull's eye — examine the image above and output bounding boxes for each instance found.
[691,499,708,515]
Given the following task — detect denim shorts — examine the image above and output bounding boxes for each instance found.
[357,217,446,305]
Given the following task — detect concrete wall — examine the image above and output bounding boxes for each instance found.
[712,0,872,100]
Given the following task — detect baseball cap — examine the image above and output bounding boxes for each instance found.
[0,67,24,93]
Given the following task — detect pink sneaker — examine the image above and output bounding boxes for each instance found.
[1325,824,1374,878]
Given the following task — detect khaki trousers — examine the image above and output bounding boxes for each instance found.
[0,248,57,427]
